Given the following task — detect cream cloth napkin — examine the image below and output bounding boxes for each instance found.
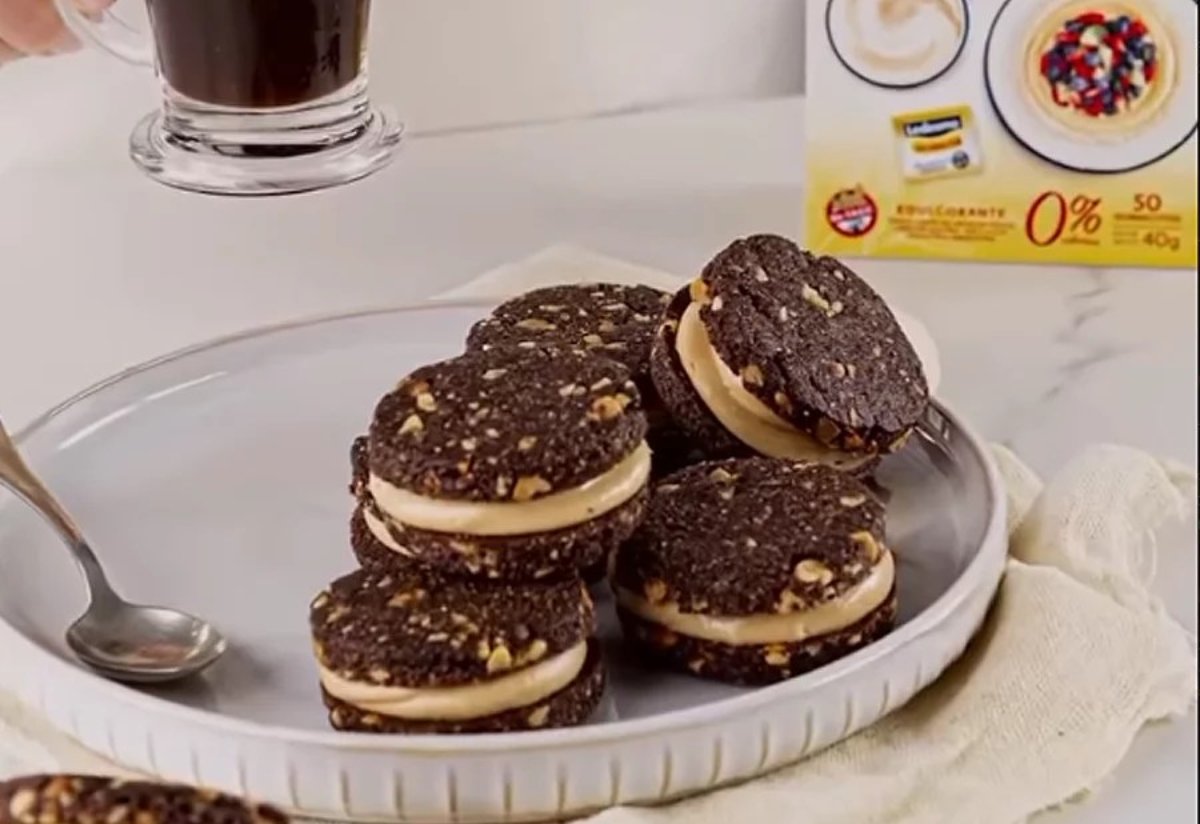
[2,247,1197,824]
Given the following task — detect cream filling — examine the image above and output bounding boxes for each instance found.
[319,642,587,721]
[616,550,894,645]
[368,442,651,536]
[362,506,412,556]
[675,302,872,470]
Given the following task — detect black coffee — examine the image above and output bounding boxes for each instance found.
[146,0,370,109]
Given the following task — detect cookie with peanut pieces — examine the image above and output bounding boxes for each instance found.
[310,566,605,733]
[649,234,927,472]
[466,283,668,398]
[465,283,697,479]
[360,347,651,580]
[0,775,287,824]
[611,458,897,685]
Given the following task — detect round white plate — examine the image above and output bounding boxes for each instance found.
[985,0,1198,173]
[0,304,1006,824]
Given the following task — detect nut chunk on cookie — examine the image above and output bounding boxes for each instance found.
[0,774,288,824]
[465,282,696,477]
[612,458,897,685]
[356,346,652,581]
[310,566,605,733]
[466,283,667,399]
[650,234,929,471]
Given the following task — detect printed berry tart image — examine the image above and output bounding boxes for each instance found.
[986,0,1197,172]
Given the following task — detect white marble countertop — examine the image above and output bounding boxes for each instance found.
[0,51,1196,823]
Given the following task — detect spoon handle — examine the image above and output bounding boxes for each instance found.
[0,417,118,603]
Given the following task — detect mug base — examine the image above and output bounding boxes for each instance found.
[129,104,402,197]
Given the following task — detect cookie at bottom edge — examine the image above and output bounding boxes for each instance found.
[322,639,606,733]
[617,589,897,686]
[0,774,288,824]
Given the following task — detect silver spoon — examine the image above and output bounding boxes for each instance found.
[0,417,226,683]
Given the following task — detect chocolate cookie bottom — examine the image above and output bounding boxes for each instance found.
[646,419,709,479]
[322,640,606,733]
[353,489,647,581]
[648,295,748,462]
[616,589,897,686]
[581,553,611,588]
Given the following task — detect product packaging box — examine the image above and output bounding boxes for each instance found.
[805,0,1197,268]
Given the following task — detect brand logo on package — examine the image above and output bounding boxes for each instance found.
[902,116,964,139]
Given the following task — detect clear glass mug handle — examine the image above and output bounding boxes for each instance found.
[53,0,153,67]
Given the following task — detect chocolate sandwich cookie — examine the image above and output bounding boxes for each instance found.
[310,566,605,733]
[350,438,642,581]
[612,458,897,685]
[362,346,651,580]
[0,775,287,824]
[464,283,693,476]
[649,234,929,470]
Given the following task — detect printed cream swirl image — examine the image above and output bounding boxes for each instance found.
[828,0,967,86]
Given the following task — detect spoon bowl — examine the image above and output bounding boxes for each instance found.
[1,417,227,683]
[67,603,227,683]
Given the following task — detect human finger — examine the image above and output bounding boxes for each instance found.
[0,0,75,55]
[0,36,22,64]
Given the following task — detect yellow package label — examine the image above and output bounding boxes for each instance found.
[892,105,983,181]
[807,0,1197,268]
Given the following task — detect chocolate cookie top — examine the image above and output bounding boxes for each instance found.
[466,283,670,387]
[368,346,646,501]
[0,775,287,824]
[696,234,928,451]
[311,566,595,687]
[349,435,369,498]
[612,458,887,616]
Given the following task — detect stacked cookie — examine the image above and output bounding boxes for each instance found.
[650,234,929,470]
[310,233,932,731]
[313,567,605,733]
[356,346,649,581]
[616,235,924,682]
[465,282,698,473]
[611,458,897,684]
[313,344,651,733]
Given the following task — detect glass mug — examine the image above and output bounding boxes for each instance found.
[54,0,402,196]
